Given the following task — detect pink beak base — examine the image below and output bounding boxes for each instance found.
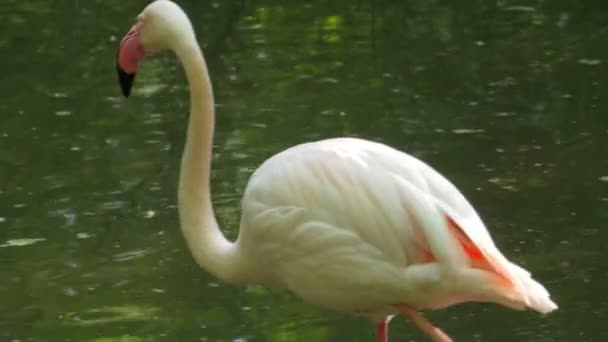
[116,25,145,97]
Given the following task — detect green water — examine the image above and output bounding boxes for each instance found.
[1,1,607,341]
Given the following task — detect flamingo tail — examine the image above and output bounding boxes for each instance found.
[446,214,558,314]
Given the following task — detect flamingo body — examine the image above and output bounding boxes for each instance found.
[116,1,557,340]
[237,138,553,318]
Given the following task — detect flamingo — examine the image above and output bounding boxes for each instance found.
[115,1,557,341]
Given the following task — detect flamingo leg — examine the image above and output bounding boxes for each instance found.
[395,305,453,342]
[375,316,391,342]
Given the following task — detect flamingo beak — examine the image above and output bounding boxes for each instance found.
[116,24,145,97]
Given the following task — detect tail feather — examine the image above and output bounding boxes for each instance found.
[509,263,558,314]
[445,213,558,314]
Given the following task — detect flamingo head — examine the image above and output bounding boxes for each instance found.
[116,0,195,97]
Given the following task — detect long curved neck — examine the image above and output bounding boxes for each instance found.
[174,38,250,284]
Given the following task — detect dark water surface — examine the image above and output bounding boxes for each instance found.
[1,1,607,341]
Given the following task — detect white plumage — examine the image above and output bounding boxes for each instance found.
[238,138,555,316]
[116,2,557,341]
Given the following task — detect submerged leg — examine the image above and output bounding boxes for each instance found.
[375,316,392,342]
[395,305,453,342]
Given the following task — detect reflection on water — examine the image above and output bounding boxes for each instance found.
[1,1,607,341]
[63,305,161,327]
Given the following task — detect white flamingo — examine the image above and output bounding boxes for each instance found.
[115,1,557,341]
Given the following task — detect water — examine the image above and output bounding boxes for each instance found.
[1,1,607,341]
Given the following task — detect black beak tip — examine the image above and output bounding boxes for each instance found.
[117,64,135,98]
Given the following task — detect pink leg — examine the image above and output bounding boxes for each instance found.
[395,305,453,342]
[375,316,391,342]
